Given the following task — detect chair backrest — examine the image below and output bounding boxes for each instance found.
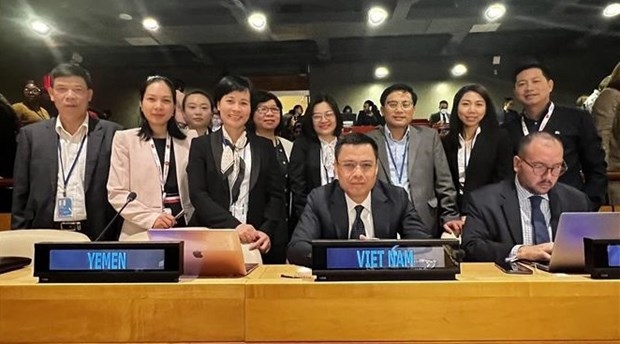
[0,229,91,263]
[123,231,263,264]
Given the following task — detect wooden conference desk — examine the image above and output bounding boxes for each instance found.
[0,264,619,343]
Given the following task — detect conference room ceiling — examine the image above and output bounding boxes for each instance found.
[0,0,618,76]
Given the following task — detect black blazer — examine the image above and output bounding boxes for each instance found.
[502,104,607,209]
[11,117,122,240]
[287,180,431,267]
[461,179,592,264]
[442,127,514,213]
[289,135,323,220]
[187,130,285,239]
[355,111,384,126]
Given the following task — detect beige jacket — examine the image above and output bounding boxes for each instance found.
[592,88,620,170]
[107,128,197,239]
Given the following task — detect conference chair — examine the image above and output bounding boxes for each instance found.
[0,229,90,264]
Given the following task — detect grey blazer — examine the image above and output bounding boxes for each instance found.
[367,125,459,237]
[11,117,122,240]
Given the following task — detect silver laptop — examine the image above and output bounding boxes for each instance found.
[147,228,258,277]
[536,212,620,273]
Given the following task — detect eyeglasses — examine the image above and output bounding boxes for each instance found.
[386,101,414,110]
[520,158,567,177]
[312,111,335,121]
[256,106,280,114]
[338,161,376,173]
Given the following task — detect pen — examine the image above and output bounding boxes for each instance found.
[174,210,185,221]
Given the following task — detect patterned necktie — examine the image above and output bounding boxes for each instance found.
[530,196,550,244]
[350,205,366,239]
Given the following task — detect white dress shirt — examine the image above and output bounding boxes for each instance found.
[53,115,89,221]
[229,143,252,224]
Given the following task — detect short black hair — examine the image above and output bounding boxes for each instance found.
[513,61,552,81]
[50,63,93,89]
[248,90,284,136]
[300,93,343,140]
[439,100,448,105]
[335,132,378,161]
[379,83,418,106]
[182,89,214,111]
[213,75,253,105]
[518,131,563,157]
[137,75,186,141]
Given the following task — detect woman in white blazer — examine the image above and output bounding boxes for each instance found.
[108,76,196,239]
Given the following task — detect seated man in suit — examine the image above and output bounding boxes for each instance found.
[11,64,122,240]
[461,131,592,264]
[287,132,430,267]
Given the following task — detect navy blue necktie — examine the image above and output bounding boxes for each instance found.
[350,205,366,239]
[530,196,550,244]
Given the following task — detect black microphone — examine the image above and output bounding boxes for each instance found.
[94,192,137,241]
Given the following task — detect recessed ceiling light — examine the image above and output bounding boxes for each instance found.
[374,66,390,79]
[142,17,159,31]
[30,19,51,35]
[603,3,620,17]
[368,7,388,26]
[119,13,133,21]
[248,12,267,31]
[484,3,506,22]
[451,64,467,77]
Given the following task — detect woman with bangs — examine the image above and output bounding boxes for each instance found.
[441,84,513,215]
[187,76,285,257]
[108,76,197,239]
[289,94,343,222]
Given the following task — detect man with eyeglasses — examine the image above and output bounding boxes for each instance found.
[462,132,592,264]
[367,83,461,238]
[503,62,607,210]
[287,133,430,267]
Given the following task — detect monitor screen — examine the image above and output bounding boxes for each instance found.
[49,249,166,271]
[607,244,620,267]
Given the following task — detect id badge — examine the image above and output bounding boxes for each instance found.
[57,197,74,219]
[230,203,246,220]
[163,208,172,215]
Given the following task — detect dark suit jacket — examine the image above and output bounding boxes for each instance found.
[502,104,607,209]
[287,180,431,267]
[428,111,448,125]
[11,117,122,240]
[187,130,285,240]
[461,179,591,264]
[289,135,323,221]
[442,127,514,213]
[355,111,384,126]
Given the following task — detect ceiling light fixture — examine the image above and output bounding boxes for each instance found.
[374,66,390,79]
[602,3,620,17]
[484,3,506,22]
[30,19,51,35]
[119,13,133,21]
[142,17,159,31]
[248,12,267,31]
[368,7,388,26]
[451,64,467,77]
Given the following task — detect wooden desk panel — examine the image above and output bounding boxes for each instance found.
[0,269,246,343]
[245,264,620,343]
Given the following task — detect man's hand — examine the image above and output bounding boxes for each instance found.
[248,230,271,253]
[152,213,176,228]
[443,219,465,237]
[517,243,554,262]
[235,223,258,244]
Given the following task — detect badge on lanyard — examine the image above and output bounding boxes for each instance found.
[57,197,74,219]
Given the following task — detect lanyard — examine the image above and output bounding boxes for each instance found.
[384,134,409,186]
[148,135,172,198]
[58,134,87,198]
[521,102,554,136]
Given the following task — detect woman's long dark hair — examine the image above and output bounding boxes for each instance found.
[445,84,498,148]
[300,93,343,141]
[138,75,186,141]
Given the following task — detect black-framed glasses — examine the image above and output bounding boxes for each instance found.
[520,158,567,176]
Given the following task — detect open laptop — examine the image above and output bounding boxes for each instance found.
[147,228,258,277]
[535,212,620,273]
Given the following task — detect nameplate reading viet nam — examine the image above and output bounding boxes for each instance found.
[312,239,461,281]
[33,242,183,283]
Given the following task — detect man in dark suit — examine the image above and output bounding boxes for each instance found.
[428,100,450,126]
[462,132,592,264]
[503,62,607,209]
[287,133,430,267]
[12,64,122,240]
